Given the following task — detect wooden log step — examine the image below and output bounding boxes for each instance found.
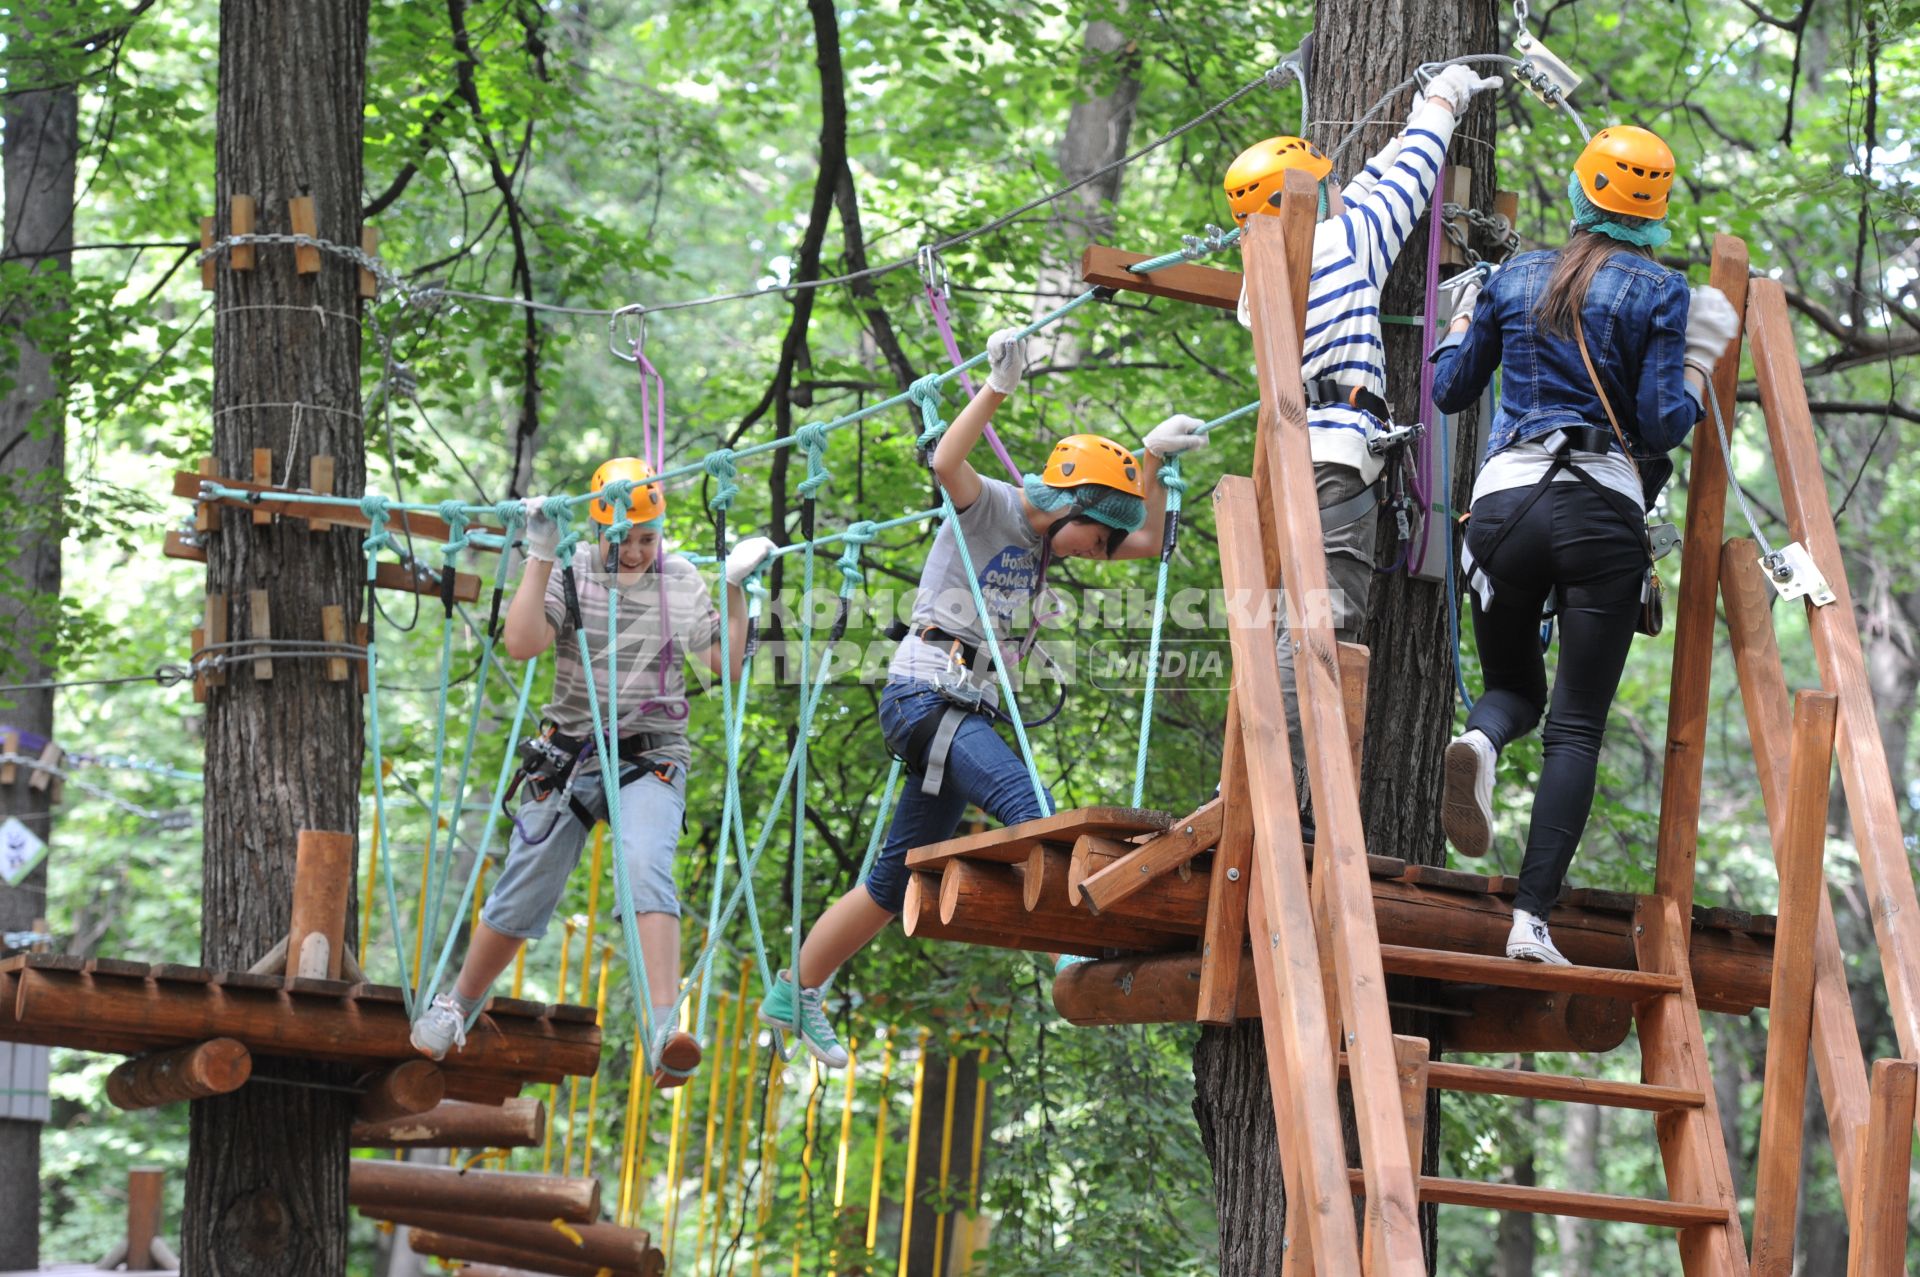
[1339,1056,1705,1112]
[355,1060,446,1124]
[1380,946,1684,998]
[1347,1172,1731,1227]
[1071,800,1222,914]
[940,859,1185,954]
[10,965,601,1080]
[105,1039,252,1110]
[407,1227,640,1277]
[365,1208,656,1273]
[349,1158,599,1223]
[902,873,1135,960]
[904,806,1172,870]
[1068,836,1208,933]
[353,1097,545,1149]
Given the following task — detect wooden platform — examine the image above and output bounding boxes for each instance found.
[900,806,1778,1032]
[0,955,600,1102]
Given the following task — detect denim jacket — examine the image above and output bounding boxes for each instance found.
[1431,248,1702,497]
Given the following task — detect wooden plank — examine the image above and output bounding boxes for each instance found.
[936,859,1183,955]
[358,227,380,299]
[1345,1057,1704,1113]
[1750,277,1920,1068]
[126,1167,165,1268]
[1216,475,1361,1274]
[352,1097,545,1149]
[1074,800,1221,914]
[194,456,222,533]
[902,872,1125,961]
[0,729,16,784]
[1243,180,1424,1276]
[308,454,335,533]
[1068,835,1208,933]
[162,531,482,603]
[1633,898,1751,1275]
[289,829,354,979]
[1751,690,1838,1277]
[1079,244,1242,311]
[229,195,255,271]
[902,807,1171,870]
[25,741,60,794]
[1846,1059,1918,1277]
[321,606,350,682]
[202,591,227,690]
[199,217,215,290]
[1196,703,1258,1025]
[251,448,274,525]
[171,470,501,544]
[365,1210,656,1274]
[1654,235,1750,910]
[1722,540,1873,1201]
[1346,1172,1732,1228]
[288,196,320,274]
[348,1159,599,1223]
[1362,1036,1431,1276]
[404,1228,632,1277]
[248,590,272,679]
[1338,641,1368,779]
[1440,167,1474,267]
[1379,945,1682,998]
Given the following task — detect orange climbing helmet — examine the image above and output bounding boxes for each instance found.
[1572,126,1675,220]
[1223,136,1333,224]
[1038,434,1144,497]
[588,457,666,526]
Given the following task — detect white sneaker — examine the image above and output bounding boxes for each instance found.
[1505,909,1571,966]
[409,993,470,1060]
[1443,730,1497,857]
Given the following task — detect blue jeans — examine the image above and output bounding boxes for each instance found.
[862,679,1051,913]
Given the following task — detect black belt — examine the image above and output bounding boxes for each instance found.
[1546,425,1619,457]
[889,621,989,672]
[1305,377,1389,421]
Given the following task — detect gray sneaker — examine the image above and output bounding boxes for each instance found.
[793,981,849,1069]
[409,992,470,1060]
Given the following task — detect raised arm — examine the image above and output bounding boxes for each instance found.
[932,328,1028,513]
[503,500,563,661]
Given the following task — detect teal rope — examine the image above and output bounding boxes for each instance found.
[1131,457,1184,808]
[790,427,831,1014]
[908,380,1051,817]
[360,495,414,1015]
[694,476,743,1038]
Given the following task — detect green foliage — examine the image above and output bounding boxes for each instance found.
[7,0,1918,1270]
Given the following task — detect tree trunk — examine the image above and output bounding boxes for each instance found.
[1028,17,1139,373]
[903,1046,985,1277]
[184,3,369,1272]
[1496,1091,1537,1275]
[1556,1103,1600,1277]
[1192,4,1498,1270]
[0,19,76,1264]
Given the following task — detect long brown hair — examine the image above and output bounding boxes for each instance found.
[1534,228,1656,339]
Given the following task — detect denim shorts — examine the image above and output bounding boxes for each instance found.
[862,679,1048,913]
[480,763,688,940]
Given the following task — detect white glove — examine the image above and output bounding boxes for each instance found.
[724,535,776,587]
[1142,414,1209,458]
[523,498,561,563]
[1423,65,1504,115]
[1448,275,1485,324]
[984,328,1028,395]
[1684,285,1740,373]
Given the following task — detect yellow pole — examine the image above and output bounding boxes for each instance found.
[559,921,583,1174]
[468,856,489,933]
[409,861,430,987]
[544,918,578,1174]
[865,1031,896,1254]
[694,990,737,1267]
[895,1029,931,1277]
[629,1050,658,1227]
[955,1045,991,1274]
[745,1050,787,1277]
[510,944,526,998]
[790,1060,825,1276]
[929,1049,960,1277]
[358,811,381,959]
[663,1081,690,1273]
[578,824,607,1004]
[581,945,614,1177]
[617,1025,648,1224]
[828,1037,860,1271]
[709,966,756,1277]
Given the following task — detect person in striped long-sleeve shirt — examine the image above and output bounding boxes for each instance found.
[1227,64,1502,826]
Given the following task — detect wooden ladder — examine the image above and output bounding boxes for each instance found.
[1217,181,1759,1274]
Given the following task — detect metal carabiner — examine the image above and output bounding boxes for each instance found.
[915,245,950,295]
[608,302,648,363]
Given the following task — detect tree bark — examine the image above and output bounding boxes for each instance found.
[1496,1091,1537,1275]
[1556,1102,1600,1277]
[902,1046,984,1276]
[0,15,77,1264]
[185,3,370,1272]
[1191,4,1499,1270]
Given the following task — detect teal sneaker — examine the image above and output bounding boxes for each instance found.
[759,969,848,1069]
[1054,953,1091,976]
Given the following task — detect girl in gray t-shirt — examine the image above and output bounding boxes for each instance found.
[759,326,1213,1068]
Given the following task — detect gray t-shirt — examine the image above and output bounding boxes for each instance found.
[887,477,1041,704]
[540,546,721,768]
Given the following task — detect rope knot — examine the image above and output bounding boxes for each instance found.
[910,374,950,451]
[436,499,469,527]
[494,499,527,526]
[836,520,879,589]
[704,449,741,511]
[1158,458,1189,500]
[796,424,833,498]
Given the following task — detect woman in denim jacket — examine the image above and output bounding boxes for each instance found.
[1426,125,1740,965]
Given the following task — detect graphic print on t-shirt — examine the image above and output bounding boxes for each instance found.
[975,543,1039,636]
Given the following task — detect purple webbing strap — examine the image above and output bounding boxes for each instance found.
[1408,161,1447,573]
[631,339,667,474]
[924,284,1023,483]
